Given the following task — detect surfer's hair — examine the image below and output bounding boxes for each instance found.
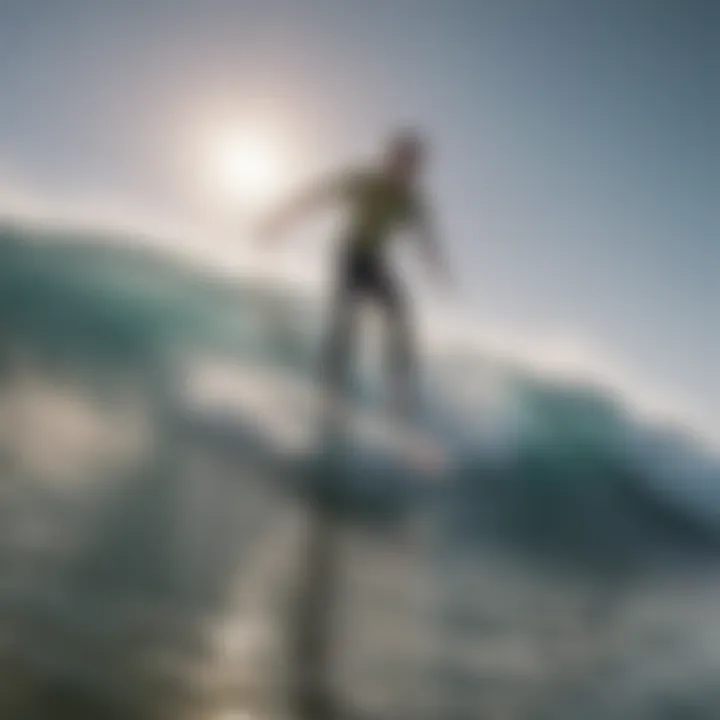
[387,128,425,162]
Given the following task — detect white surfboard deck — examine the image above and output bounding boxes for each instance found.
[188,361,449,475]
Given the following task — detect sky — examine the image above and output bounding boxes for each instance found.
[0,0,717,435]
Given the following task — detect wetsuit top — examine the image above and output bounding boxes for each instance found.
[335,169,425,255]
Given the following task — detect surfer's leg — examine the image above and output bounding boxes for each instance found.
[321,264,358,405]
[377,271,416,419]
[388,306,416,419]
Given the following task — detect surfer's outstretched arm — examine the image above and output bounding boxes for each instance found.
[258,173,352,243]
[414,201,451,288]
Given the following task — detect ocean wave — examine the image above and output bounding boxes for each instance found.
[1,220,720,718]
[1,220,717,568]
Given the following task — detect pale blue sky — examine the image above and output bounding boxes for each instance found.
[0,0,717,432]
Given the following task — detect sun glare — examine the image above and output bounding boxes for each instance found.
[206,130,285,208]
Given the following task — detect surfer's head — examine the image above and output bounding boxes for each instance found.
[385,129,425,182]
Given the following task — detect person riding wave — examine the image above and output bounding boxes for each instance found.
[259,130,451,420]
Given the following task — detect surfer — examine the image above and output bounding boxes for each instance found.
[259,130,450,421]
[259,131,450,719]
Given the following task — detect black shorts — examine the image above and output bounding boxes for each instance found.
[336,245,403,312]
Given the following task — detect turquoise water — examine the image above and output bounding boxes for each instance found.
[0,221,718,719]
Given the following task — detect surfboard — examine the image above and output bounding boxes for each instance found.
[187,360,449,475]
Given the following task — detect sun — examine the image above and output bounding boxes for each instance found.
[205,130,285,208]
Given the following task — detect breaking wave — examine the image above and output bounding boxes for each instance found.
[1,219,719,719]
